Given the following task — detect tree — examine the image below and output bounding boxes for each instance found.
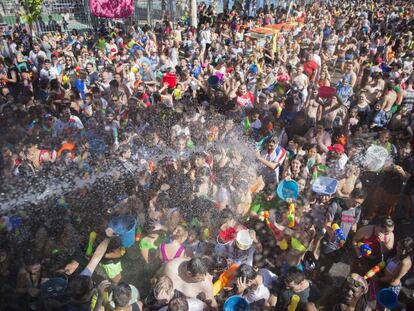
[19,0,44,35]
[190,0,197,28]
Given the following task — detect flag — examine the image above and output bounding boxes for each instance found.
[90,0,134,18]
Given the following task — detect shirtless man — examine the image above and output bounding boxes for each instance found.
[336,165,361,198]
[292,64,309,103]
[318,95,342,130]
[372,82,398,127]
[363,72,385,105]
[157,257,217,308]
[305,86,322,125]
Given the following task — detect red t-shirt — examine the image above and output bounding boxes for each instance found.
[303,60,318,80]
[236,92,255,108]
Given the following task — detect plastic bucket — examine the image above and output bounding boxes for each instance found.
[277,179,299,201]
[217,227,237,246]
[162,73,177,88]
[224,296,250,311]
[376,288,398,309]
[318,86,336,98]
[312,176,338,196]
[109,215,137,248]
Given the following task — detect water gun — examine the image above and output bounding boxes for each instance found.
[135,225,143,242]
[244,116,251,133]
[259,211,288,250]
[202,228,210,241]
[86,231,97,257]
[112,127,119,145]
[259,211,284,240]
[173,88,182,100]
[311,166,318,182]
[213,263,239,296]
[255,134,271,149]
[364,261,386,280]
[355,242,372,257]
[287,203,295,228]
[288,294,300,311]
[332,223,346,248]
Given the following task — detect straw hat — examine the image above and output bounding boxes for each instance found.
[236,229,253,250]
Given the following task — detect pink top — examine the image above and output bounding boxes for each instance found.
[160,243,185,263]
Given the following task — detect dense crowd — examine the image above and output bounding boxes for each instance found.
[1,0,414,310]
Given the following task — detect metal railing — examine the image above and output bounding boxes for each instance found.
[0,0,292,32]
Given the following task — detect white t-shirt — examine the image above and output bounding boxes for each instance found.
[39,67,59,81]
[243,284,270,304]
[52,115,84,137]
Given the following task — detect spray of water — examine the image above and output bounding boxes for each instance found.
[0,112,260,216]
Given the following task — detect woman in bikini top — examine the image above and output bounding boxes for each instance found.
[159,225,188,263]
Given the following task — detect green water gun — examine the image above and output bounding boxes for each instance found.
[255,134,272,149]
[244,116,251,133]
[86,231,97,257]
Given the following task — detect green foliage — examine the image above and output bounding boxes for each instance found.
[19,0,44,24]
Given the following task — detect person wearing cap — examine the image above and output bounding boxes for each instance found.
[326,143,348,172]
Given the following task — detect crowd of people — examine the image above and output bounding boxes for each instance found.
[0,0,414,310]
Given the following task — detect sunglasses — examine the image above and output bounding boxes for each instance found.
[346,274,366,290]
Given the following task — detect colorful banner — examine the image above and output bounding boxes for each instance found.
[90,0,134,18]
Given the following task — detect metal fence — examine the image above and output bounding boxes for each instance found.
[0,0,165,32]
[0,0,292,32]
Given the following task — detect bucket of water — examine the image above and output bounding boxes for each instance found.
[376,288,398,309]
[312,176,338,196]
[363,145,389,172]
[161,73,177,88]
[224,295,250,311]
[277,179,299,201]
[109,215,137,248]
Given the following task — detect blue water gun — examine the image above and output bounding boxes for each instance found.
[331,223,346,247]
[355,242,372,257]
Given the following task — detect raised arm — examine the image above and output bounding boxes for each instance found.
[86,228,114,274]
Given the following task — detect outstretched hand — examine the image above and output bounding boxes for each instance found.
[105,227,115,238]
